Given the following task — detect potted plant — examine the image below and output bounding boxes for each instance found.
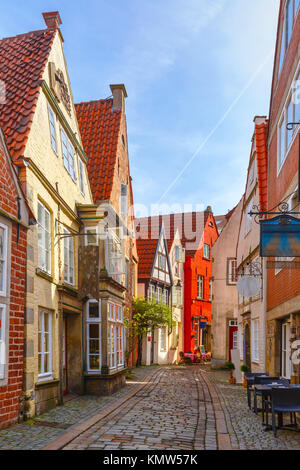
[240,364,251,388]
[225,361,236,384]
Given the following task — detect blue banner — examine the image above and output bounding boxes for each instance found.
[260,215,300,257]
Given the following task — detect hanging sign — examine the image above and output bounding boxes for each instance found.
[260,215,300,257]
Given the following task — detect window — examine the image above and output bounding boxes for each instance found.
[245,198,253,235]
[78,158,85,195]
[159,327,167,351]
[278,0,297,79]
[203,244,210,260]
[209,278,213,302]
[249,161,255,184]
[0,305,6,379]
[37,201,51,274]
[156,287,162,302]
[294,70,300,124]
[175,245,181,261]
[238,326,243,360]
[85,227,97,246]
[120,183,128,219]
[158,254,166,271]
[105,230,124,284]
[48,106,57,153]
[194,318,199,349]
[86,300,101,372]
[60,128,75,179]
[162,289,168,305]
[227,258,237,285]
[38,312,53,379]
[108,303,124,369]
[279,115,285,168]
[148,284,155,301]
[0,223,8,296]
[197,275,204,299]
[251,319,259,362]
[64,230,74,285]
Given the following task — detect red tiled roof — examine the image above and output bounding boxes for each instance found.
[135,212,209,279]
[255,121,268,212]
[0,28,56,160]
[75,99,122,202]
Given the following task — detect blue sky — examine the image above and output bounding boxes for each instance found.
[0,0,280,216]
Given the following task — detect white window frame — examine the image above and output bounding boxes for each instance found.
[197,275,204,300]
[277,62,300,175]
[84,226,98,246]
[120,183,128,219]
[78,157,85,195]
[86,300,101,372]
[251,319,259,363]
[159,326,167,351]
[227,258,237,285]
[0,223,8,296]
[107,303,124,369]
[60,127,76,180]
[37,201,51,274]
[0,304,6,379]
[64,229,75,286]
[203,244,210,260]
[105,229,124,284]
[38,311,53,381]
[148,284,155,301]
[278,0,299,80]
[48,105,58,154]
[245,197,253,235]
[162,289,168,305]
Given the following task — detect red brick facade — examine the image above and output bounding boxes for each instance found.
[0,134,28,429]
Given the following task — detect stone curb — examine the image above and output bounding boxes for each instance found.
[199,369,233,451]
[42,368,162,450]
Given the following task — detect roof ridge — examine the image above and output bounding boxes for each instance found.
[0,27,54,42]
[75,97,113,106]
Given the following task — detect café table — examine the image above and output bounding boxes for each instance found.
[254,383,300,431]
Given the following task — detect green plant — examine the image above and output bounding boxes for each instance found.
[240,364,251,373]
[224,361,235,370]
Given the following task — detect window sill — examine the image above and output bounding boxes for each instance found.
[35,377,58,389]
[36,268,53,282]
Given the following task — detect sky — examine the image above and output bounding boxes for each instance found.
[0,0,280,216]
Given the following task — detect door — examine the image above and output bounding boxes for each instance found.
[244,323,251,368]
[229,326,238,361]
[62,317,67,394]
[281,322,291,379]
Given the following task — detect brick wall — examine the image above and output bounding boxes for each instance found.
[0,141,27,429]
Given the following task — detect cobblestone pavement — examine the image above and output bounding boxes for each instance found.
[205,369,300,450]
[62,366,231,451]
[0,366,159,450]
[1,366,300,450]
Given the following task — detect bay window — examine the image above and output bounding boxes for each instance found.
[38,311,53,379]
[107,302,124,369]
[86,300,101,372]
[37,201,51,274]
[105,229,124,284]
[0,223,7,295]
[0,304,6,379]
[64,229,74,285]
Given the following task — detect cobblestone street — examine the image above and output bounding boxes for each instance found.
[0,366,300,450]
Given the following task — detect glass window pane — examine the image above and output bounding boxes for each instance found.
[287,98,293,147]
[89,339,99,354]
[89,303,99,319]
[89,355,100,370]
[89,323,99,339]
[287,0,293,46]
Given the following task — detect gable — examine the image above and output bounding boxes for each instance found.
[0,28,56,161]
[151,227,172,284]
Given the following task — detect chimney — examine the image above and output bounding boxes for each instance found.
[42,11,62,30]
[253,115,267,126]
[110,84,128,111]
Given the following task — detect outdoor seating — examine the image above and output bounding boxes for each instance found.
[245,373,269,409]
[253,378,287,415]
[269,388,300,437]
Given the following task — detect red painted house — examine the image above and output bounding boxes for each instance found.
[182,208,219,353]
[0,130,32,429]
[136,207,218,356]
